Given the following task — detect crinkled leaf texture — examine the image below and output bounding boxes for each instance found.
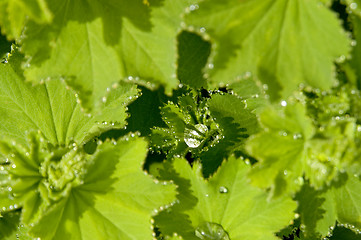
[1,134,176,240]
[21,0,198,110]
[186,0,350,100]
[155,156,296,240]
[0,50,138,147]
[30,136,176,240]
[150,92,260,177]
[246,100,357,196]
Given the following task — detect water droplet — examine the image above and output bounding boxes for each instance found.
[244,71,252,78]
[189,4,199,11]
[102,97,107,103]
[300,224,306,230]
[336,55,346,63]
[281,100,287,107]
[357,125,361,132]
[184,137,201,148]
[279,131,288,137]
[219,186,228,193]
[195,222,230,240]
[184,124,208,148]
[351,40,357,46]
[350,2,358,10]
[243,100,248,109]
[200,27,206,33]
[208,63,214,69]
[293,133,303,140]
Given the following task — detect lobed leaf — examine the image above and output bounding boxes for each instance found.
[0,50,138,147]
[186,0,350,100]
[1,134,176,239]
[155,156,296,240]
[21,0,199,111]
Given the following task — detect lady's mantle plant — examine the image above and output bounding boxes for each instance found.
[0,0,361,239]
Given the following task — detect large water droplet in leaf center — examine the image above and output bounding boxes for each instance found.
[184,124,208,148]
[195,222,230,240]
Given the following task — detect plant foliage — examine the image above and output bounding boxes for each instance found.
[0,0,361,239]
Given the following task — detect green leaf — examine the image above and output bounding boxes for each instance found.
[150,91,224,159]
[246,101,313,195]
[246,98,359,196]
[33,136,176,240]
[331,174,361,229]
[0,211,20,239]
[1,134,176,239]
[186,0,350,100]
[126,86,169,136]
[0,33,12,58]
[155,157,296,240]
[0,0,52,39]
[0,50,138,147]
[294,173,361,238]
[345,0,361,17]
[319,0,332,6]
[348,13,361,89]
[228,74,269,114]
[328,225,361,240]
[177,31,211,89]
[21,0,198,110]
[294,183,330,238]
[150,91,259,176]
[200,94,259,177]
